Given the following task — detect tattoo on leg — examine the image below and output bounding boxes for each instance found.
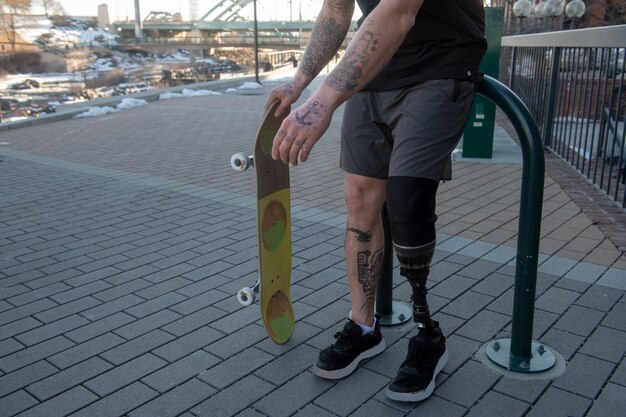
[356,249,383,312]
[346,227,372,243]
[326,29,379,92]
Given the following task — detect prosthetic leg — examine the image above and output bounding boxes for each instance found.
[386,177,439,331]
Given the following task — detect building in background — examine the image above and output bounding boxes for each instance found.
[97,3,110,30]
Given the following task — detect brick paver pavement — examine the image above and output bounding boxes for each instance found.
[0,76,624,417]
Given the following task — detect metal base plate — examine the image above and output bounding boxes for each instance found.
[377,300,412,327]
[486,338,556,373]
[348,300,412,327]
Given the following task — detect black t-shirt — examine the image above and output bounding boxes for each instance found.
[356,0,487,91]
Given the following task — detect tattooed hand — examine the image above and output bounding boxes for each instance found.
[265,79,302,118]
[272,97,332,166]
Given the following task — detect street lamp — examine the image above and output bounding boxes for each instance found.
[512,0,532,33]
[565,0,586,28]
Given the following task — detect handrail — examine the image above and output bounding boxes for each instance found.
[502,24,626,48]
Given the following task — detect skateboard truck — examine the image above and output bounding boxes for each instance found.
[230,153,254,171]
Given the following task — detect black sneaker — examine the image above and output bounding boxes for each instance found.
[385,323,448,402]
[312,318,386,379]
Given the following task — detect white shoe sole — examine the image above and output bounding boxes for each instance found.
[384,349,449,402]
[311,339,386,380]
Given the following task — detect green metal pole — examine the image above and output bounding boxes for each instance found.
[478,76,546,372]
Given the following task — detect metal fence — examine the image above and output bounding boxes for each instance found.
[503,25,626,208]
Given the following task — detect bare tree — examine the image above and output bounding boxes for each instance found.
[0,0,32,52]
[40,0,63,17]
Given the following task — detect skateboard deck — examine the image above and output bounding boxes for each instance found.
[233,101,295,345]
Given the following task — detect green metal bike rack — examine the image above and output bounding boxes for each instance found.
[477,75,555,373]
[376,75,557,373]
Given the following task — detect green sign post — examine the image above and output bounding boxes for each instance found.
[462,7,504,158]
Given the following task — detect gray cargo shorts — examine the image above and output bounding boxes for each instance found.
[339,79,476,181]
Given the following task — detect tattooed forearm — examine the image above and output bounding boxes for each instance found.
[346,227,372,243]
[356,249,383,311]
[326,29,378,92]
[327,0,349,17]
[300,17,347,78]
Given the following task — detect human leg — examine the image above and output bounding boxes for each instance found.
[312,173,387,379]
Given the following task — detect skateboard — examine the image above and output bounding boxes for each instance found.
[230,100,295,345]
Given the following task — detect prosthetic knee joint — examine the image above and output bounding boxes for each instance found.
[387,177,439,330]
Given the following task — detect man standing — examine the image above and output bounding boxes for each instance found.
[266,0,486,402]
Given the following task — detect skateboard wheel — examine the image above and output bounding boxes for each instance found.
[231,153,252,171]
[237,287,256,306]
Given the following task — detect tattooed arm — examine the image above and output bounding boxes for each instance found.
[266,0,354,118]
[272,0,425,166]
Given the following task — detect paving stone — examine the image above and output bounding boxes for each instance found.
[14,386,98,417]
[455,310,511,342]
[457,259,501,280]
[254,344,319,386]
[79,294,144,321]
[526,387,592,417]
[199,347,273,389]
[100,329,175,366]
[7,282,71,307]
[162,305,228,337]
[580,326,626,363]
[349,398,406,417]
[0,338,24,359]
[441,291,494,319]
[33,296,101,324]
[47,332,126,369]
[0,299,58,327]
[436,360,501,408]
[539,329,585,361]
[314,368,389,416]
[464,391,529,417]
[26,356,112,401]
[601,299,626,331]
[493,377,550,404]
[575,285,622,312]
[191,375,274,417]
[0,389,39,416]
[291,404,337,417]
[255,372,334,417]
[610,360,626,389]
[443,335,481,374]
[405,395,467,417]
[553,305,606,337]
[124,293,188,318]
[153,326,224,362]
[68,382,158,417]
[85,353,167,397]
[205,324,268,359]
[142,350,220,393]
[596,268,626,290]
[0,336,74,373]
[471,272,514,297]
[0,317,42,342]
[113,309,182,340]
[535,287,580,315]
[429,275,476,300]
[552,353,615,399]
[66,312,134,343]
[0,360,58,398]
[49,281,113,304]
[587,383,626,417]
[128,378,215,417]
